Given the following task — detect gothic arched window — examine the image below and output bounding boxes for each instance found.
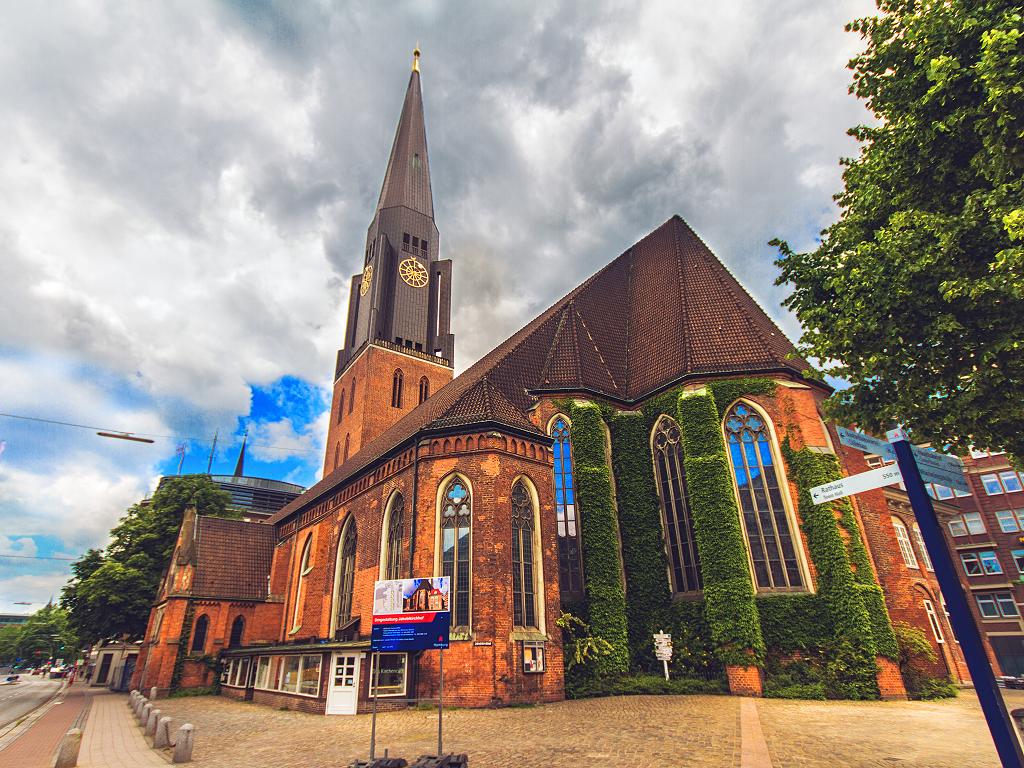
[334,442,340,470]
[392,369,404,408]
[343,434,350,463]
[511,480,538,628]
[348,377,356,414]
[419,376,430,404]
[384,493,404,580]
[441,478,472,629]
[550,417,583,599]
[724,402,804,591]
[291,534,313,631]
[191,614,209,653]
[652,415,702,594]
[337,391,345,424]
[335,517,357,627]
[229,615,245,648]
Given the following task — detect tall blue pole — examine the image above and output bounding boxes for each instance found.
[889,430,1024,768]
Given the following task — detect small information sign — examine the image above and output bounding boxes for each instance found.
[810,464,903,505]
[653,631,672,681]
[836,426,895,460]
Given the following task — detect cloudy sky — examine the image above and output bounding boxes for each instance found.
[0,0,876,613]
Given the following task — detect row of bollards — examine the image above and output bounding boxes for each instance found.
[129,689,194,763]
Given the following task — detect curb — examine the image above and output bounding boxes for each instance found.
[0,678,73,752]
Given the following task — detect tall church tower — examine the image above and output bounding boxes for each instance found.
[325,49,455,474]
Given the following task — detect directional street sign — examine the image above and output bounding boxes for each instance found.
[836,426,895,460]
[810,464,903,505]
[910,448,969,493]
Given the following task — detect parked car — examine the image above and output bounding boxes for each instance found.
[48,666,65,679]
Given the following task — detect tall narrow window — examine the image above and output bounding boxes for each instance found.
[724,402,804,591]
[923,599,945,643]
[652,416,702,594]
[291,535,313,632]
[343,434,350,463]
[392,369,404,408]
[441,478,472,629]
[892,517,919,569]
[348,378,356,413]
[550,418,583,599]
[385,494,404,580]
[229,616,245,648]
[911,523,933,571]
[334,443,340,470]
[335,518,357,627]
[511,480,537,628]
[191,614,209,653]
[337,391,344,424]
[419,376,430,404]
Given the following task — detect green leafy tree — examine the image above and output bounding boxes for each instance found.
[773,1,1024,457]
[61,475,236,642]
[0,624,22,664]
[10,604,79,664]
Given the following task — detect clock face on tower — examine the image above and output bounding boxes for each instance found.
[360,265,373,296]
[398,257,429,288]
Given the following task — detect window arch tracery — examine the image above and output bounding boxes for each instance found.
[511,480,538,628]
[383,493,404,580]
[392,369,404,408]
[441,477,472,629]
[335,517,357,628]
[651,415,702,594]
[549,416,583,599]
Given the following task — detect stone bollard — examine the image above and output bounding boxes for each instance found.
[150,685,159,701]
[154,716,174,749]
[172,723,194,763]
[53,727,83,768]
[135,696,147,719]
[146,708,162,737]
[141,702,153,726]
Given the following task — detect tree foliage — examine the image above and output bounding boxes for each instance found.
[0,604,79,665]
[61,475,235,642]
[773,1,1024,458]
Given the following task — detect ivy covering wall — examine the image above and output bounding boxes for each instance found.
[559,376,900,699]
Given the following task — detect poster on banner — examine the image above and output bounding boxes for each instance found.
[371,577,451,652]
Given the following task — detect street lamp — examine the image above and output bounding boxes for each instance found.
[97,431,154,444]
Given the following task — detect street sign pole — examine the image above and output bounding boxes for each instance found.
[438,648,444,757]
[888,430,1024,768]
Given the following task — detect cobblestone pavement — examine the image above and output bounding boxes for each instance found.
[152,690,1024,768]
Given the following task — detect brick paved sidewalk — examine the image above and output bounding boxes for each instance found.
[77,689,169,767]
[0,680,88,768]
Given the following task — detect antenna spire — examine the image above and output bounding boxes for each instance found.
[412,45,420,72]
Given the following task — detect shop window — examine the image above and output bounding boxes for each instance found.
[370,653,407,696]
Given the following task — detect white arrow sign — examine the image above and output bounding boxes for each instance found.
[909,448,969,493]
[811,464,904,505]
[836,426,895,460]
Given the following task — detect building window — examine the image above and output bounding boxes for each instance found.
[335,517,357,627]
[523,642,545,673]
[291,535,313,632]
[348,378,356,414]
[652,415,702,594]
[191,614,209,653]
[976,592,1020,619]
[996,510,1021,533]
[892,517,919,569]
[982,474,1005,495]
[549,417,584,599]
[384,493,404,581]
[1013,550,1024,574]
[1001,471,1024,493]
[337,391,344,424]
[948,511,986,537]
[419,376,430,404]
[299,655,321,695]
[370,653,408,696]
[724,402,804,591]
[229,616,245,648]
[511,480,537,629]
[923,600,945,643]
[334,443,340,471]
[392,369,404,408]
[343,434,350,463]
[961,550,1003,576]
[933,484,954,500]
[911,523,933,571]
[441,477,472,629]
[940,595,959,643]
[255,656,271,689]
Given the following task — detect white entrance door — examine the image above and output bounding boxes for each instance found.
[325,653,360,715]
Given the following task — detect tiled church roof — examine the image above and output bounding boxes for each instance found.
[268,215,814,525]
[192,517,275,600]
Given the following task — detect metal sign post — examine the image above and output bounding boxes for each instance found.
[369,650,380,760]
[437,648,444,757]
[887,429,1024,768]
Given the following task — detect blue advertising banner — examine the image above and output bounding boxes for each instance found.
[370,576,451,652]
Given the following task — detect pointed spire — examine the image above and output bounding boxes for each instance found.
[375,49,434,218]
[233,431,247,477]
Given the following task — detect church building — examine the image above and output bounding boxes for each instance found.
[132,50,968,713]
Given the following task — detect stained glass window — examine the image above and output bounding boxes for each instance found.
[336,518,357,627]
[724,402,804,591]
[511,481,537,628]
[652,416,702,594]
[441,478,472,628]
[385,494,404,580]
[291,535,312,631]
[550,418,583,599]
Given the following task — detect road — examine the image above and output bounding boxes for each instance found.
[0,676,61,731]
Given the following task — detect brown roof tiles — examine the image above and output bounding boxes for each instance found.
[192,517,275,601]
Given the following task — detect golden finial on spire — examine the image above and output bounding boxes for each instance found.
[412,45,421,73]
